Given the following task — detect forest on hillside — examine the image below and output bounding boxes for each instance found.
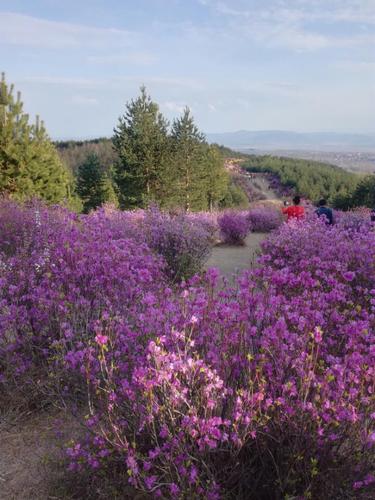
[243,154,364,206]
[1,73,374,211]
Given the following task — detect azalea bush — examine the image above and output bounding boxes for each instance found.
[87,205,214,281]
[142,206,213,281]
[247,206,282,232]
[0,200,165,402]
[66,217,374,498]
[0,197,76,257]
[218,210,251,244]
[0,201,374,498]
[335,207,372,232]
[186,211,218,242]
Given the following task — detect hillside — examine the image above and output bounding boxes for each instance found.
[243,154,359,205]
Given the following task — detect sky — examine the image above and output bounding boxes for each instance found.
[0,0,374,138]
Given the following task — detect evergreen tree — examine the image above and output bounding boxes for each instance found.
[170,107,207,211]
[203,145,229,211]
[219,181,249,209]
[0,73,72,203]
[77,153,118,213]
[113,86,170,208]
[350,175,375,208]
[56,137,118,177]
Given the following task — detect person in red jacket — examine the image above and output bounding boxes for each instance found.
[282,196,305,221]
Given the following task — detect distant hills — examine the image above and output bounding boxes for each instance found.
[206,130,375,152]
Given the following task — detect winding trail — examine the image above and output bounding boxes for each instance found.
[248,175,278,201]
[206,169,283,278]
[205,232,267,278]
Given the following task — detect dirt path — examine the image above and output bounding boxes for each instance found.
[0,409,80,499]
[206,232,267,278]
[247,175,278,201]
[206,171,281,278]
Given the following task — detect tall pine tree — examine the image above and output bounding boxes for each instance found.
[77,153,118,213]
[0,73,72,203]
[203,145,229,211]
[113,86,170,208]
[170,107,207,211]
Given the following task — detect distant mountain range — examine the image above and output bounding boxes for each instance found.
[206,130,375,152]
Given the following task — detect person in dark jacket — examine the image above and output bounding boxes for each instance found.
[316,199,334,225]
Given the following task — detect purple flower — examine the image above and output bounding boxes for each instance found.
[95,334,108,346]
[343,271,355,282]
[144,475,157,490]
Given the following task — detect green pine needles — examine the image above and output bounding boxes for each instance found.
[113,87,230,211]
[77,153,118,213]
[0,73,74,205]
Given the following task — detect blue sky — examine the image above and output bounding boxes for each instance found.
[0,0,374,138]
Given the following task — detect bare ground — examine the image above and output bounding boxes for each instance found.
[205,172,282,279]
[0,408,81,500]
[205,232,267,278]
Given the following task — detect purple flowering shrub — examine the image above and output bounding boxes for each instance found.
[218,210,251,244]
[186,211,219,241]
[0,202,165,400]
[64,218,374,498]
[247,206,283,232]
[141,207,213,281]
[0,197,76,257]
[335,207,372,232]
[86,206,214,281]
[86,203,145,243]
[65,259,374,497]
[1,201,374,498]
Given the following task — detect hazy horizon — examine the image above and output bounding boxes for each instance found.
[1,0,374,138]
[54,129,375,143]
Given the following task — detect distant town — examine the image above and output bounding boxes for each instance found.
[239,149,375,174]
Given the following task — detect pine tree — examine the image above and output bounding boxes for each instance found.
[77,153,118,213]
[0,73,72,203]
[170,107,207,211]
[351,175,375,208]
[113,86,170,208]
[203,145,229,211]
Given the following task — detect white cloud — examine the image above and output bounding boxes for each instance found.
[235,98,251,110]
[19,75,203,92]
[71,95,99,105]
[128,76,203,90]
[335,60,375,72]
[200,0,375,51]
[161,101,187,113]
[212,0,375,25]
[0,12,136,49]
[87,51,158,66]
[21,76,99,88]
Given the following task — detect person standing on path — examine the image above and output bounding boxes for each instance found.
[316,199,334,225]
[282,195,305,221]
